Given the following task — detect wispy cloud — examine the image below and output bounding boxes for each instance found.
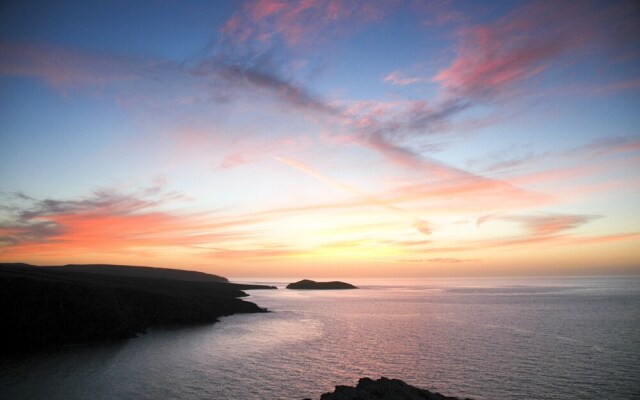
[383,70,429,86]
[192,54,337,116]
[0,185,264,259]
[0,42,177,89]
[481,232,640,252]
[433,1,640,100]
[477,213,602,236]
[274,156,433,236]
[384,175,551,214]
[203,0,397,120]
[220,0,393,48]
[412,0,468,27]
[474,136,640,199]
[394,257,480,264]
[1,1,638,273]
[385,229,640,255]
[336,98,474,172]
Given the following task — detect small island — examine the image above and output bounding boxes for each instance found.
[286,279,358,290]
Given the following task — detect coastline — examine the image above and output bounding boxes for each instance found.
[0,263,275,354]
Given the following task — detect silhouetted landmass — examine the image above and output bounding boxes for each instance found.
[305,377,470,400]
[0,263,275,354]
[49,263,229,282]
[287,279,357,290]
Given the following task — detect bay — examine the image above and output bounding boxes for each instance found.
[1,276,639,399]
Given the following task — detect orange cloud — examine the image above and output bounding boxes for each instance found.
[0,188,265,261]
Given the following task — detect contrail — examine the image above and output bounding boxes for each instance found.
[273,156,432,235]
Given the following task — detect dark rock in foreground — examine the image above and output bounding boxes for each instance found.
[287,279,357,290]
[0,263,274,354]
[310,377,469,400]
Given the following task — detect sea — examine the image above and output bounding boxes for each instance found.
[1,276,639,399]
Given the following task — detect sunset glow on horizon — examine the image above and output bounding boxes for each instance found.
[1,0,639,277]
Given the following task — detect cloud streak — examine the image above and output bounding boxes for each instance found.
[383,70,429,86]
[0,186,266,260]
[220,0,393,48]
[274,156,433,235]
[477,213,602,236]
[0,42,177,89]
[433,1,640,100]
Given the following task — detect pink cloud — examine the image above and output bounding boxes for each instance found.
[412,219,432,235]
[477,213,602,236]
[433,1,640,99]
[221,0,394,48]
[388,175,551,213]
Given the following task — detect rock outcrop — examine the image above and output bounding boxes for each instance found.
[307,377,470,400]
[286,279,357,290]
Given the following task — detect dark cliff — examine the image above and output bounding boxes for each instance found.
[0,263,274,354]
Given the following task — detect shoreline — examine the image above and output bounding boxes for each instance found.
[0,263,275,354]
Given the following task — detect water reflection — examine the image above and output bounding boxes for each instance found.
[1,277,639,399]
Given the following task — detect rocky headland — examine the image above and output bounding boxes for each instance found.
[307,377,471,400]
[286,279,358,290]
[0,263,275,354]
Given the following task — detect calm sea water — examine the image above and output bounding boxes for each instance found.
[1,277,639,399]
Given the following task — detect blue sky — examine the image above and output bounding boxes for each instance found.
[1,0,639,277]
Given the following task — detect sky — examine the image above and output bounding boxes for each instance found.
[1,0,639,277]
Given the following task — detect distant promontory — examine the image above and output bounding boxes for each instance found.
[286,279,357,290]
[0,263,275,354]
